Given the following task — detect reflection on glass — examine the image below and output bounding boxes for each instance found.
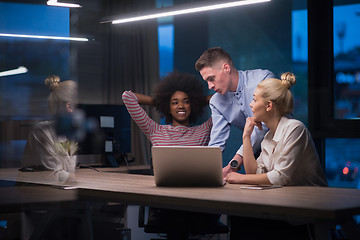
[334,2,360,119]
[21,76,78,183]
[0,2,70,118]
[0,2,70,168]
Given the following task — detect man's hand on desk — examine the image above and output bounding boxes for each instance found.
[224,172,245,184]
[222,165,238,179]
[223,154,243,178]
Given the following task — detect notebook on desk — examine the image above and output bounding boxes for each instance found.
[151,146,224,187]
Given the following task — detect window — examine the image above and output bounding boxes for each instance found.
[158,24,174,78]
[308,0,360,138]
[326,1,360,189]
[333,2,360,119]
[308,1,360,189]
[292,6,308,124]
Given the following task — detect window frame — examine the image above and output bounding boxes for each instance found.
[308,0,360,139]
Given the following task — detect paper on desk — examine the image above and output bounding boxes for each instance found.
[51,185,78,190]
[240,185,282,190]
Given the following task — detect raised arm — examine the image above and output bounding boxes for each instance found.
[122,91,158,137]
[224,117,271,185]
[133,92,154,106]
[242,117,260,174]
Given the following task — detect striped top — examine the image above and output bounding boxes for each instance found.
[122,91,212,146]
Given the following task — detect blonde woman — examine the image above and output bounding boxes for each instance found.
[226,72,328,240]
[225,72,327,186]
[22,75,78,182]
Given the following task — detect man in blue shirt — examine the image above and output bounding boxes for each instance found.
[195,47,275,178]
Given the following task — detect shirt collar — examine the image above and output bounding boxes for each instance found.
[272,116,288,143]
[236,70,243,93]
[231,71,243,99]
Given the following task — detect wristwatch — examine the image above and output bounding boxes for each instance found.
[229,159,240,171]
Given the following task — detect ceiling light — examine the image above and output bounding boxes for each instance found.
[0,33,88,42]
[0,66,28,77]
[47,0,81,8]
[110,0,270,25]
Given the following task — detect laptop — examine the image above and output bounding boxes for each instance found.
[151,146,224,187]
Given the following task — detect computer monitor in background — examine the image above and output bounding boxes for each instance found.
[76,104,131,167]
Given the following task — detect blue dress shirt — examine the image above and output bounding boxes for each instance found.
[208,69,275,157]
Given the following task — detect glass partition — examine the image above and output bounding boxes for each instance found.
[0,2,70,167]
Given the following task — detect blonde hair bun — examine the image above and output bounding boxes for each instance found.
[280,72,296,89]
[45,75,60,91]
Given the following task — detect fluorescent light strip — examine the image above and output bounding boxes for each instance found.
[0,66,28,77]
[112,0,270,24]
[47,0,81,8]
[0,33,88,42]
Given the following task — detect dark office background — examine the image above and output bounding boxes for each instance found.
[0,0,359,189]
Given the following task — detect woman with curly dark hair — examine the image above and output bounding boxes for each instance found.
[122,71,212,146]
[122,72,221,238]
[152,71,208,125]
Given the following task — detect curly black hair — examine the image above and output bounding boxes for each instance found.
[152,71,207,124]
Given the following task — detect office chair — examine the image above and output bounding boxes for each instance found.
[138,206,229,240]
